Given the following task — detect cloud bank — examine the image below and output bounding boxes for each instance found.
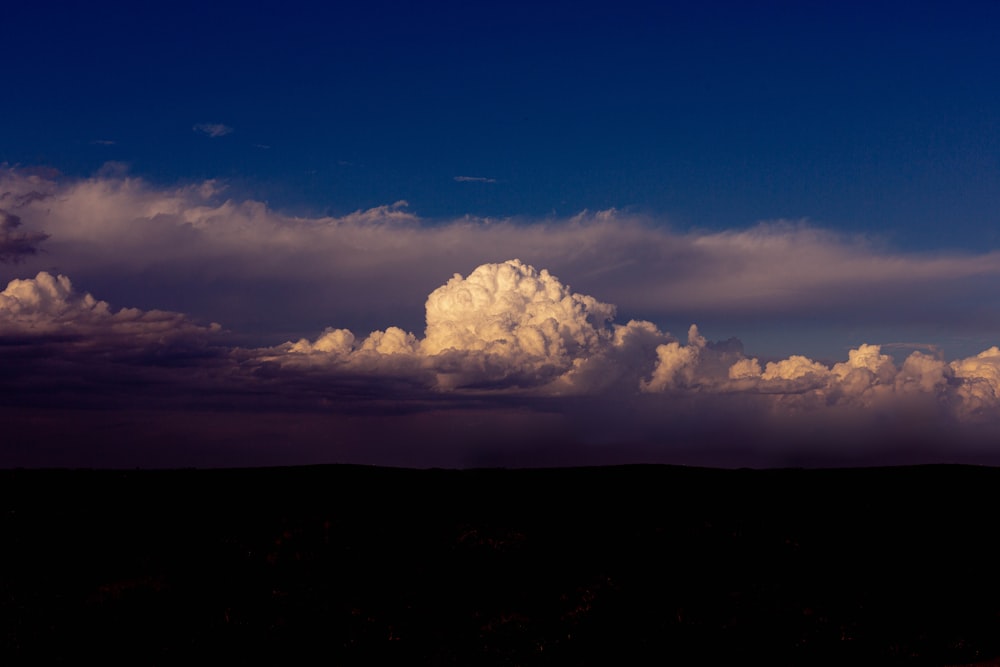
[4,168,1000,353]
[5,168,1000,467]
[266,259,1000,424]
[5,257,1000,467]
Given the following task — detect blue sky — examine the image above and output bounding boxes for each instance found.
[6,1,998,245]
[3,1,1000,467]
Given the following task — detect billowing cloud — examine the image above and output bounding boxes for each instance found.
[269,259,1000,428]
[193,122,233,137]
[0,271,221,345]
[282,259,669,392]
[0,272,230,426]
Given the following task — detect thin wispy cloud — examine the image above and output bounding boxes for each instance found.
[454,175,497,183]
[90,139,117,146]
[193,122,234,138]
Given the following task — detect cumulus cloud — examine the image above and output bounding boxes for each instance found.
[262,253,1000,425]
[454,175,497,183]
[422,260,613,356]
[193,122,233,137]
[0,271,221,346]
[269,258,1000,429]
[653,338,1000,426]
[6,255,1000,467]
[0,271,234,424]
[281,259,665,392]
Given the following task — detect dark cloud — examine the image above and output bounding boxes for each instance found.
[0,210,48,262]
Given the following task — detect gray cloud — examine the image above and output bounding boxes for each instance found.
[0,209,48,262]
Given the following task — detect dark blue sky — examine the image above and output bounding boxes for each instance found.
[5,1,998,249]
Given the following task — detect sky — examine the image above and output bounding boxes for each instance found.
[2,1,1000,468]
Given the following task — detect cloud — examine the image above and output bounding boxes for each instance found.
[282,259,661,392]
[0,271,221,345]
[0,209,49,262]
[640,325,708,392]
[7,255,1000,467]
[95,161,130,178]
[6,167,1000,429]
[193,122,234,138]
[8,168,1000,353]
[90,139,117,146]
[0,271,231,425]
[268,258,1000,429]
[454,176,497,183]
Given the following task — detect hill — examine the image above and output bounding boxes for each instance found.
[2,464,997,664]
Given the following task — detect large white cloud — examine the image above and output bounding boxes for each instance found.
[421,260,614,356]
[282,259,671,392]
[269,257,1000,428]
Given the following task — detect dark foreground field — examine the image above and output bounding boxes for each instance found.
[2,464,999,665]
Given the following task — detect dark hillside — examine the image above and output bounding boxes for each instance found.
[2,464,998,665]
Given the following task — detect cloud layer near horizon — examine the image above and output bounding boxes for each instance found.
[5,259,1000,430]
[6,168,1000,466]
[5,168,1000,348]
